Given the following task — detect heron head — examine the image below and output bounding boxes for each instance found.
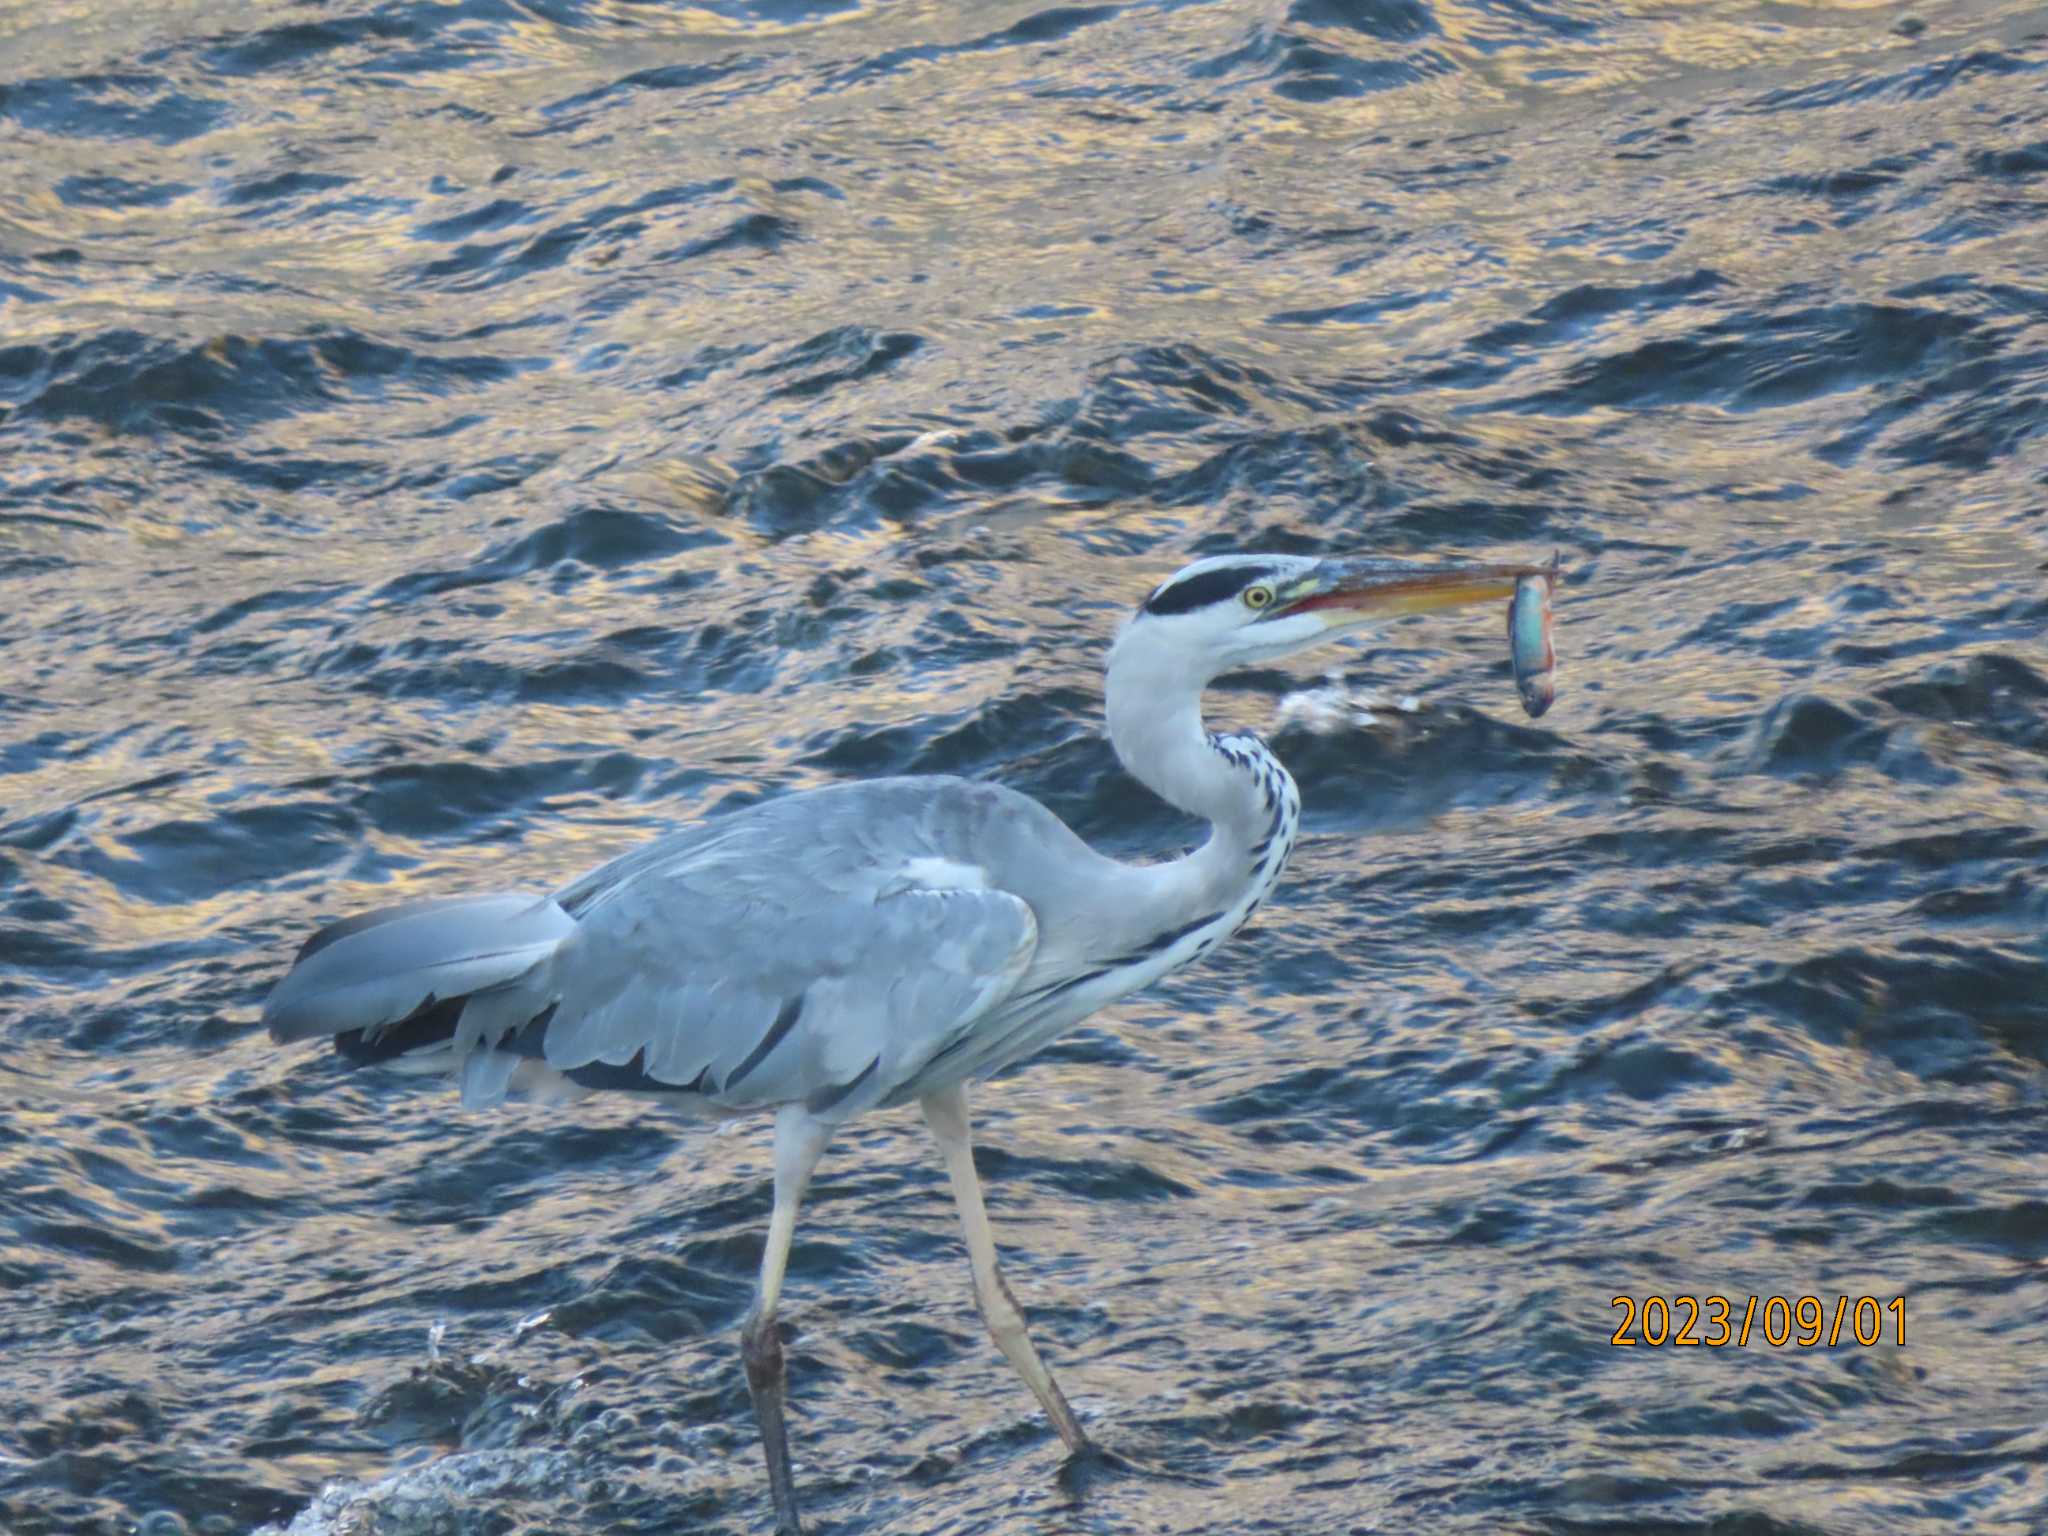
[1123,551,1549,675]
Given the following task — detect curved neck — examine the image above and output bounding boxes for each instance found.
[1105,671,1267,845]
[1103,629,1296,903]
[922,625,1305,1086]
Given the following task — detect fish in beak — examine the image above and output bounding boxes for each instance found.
[1507,570,1557,717]
[1274,552,1563,718]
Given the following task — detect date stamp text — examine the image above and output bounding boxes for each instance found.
[1610,1295,1904,1348]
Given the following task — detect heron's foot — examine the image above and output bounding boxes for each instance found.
[1056,1436,1213,1497]
[1055,1437,1139,1500]
[742,1312,804,1536]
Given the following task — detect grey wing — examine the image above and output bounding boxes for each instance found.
[539,866,1038,1120]
[266,777,1066,1118]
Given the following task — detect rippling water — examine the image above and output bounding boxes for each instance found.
[3,1,2046,1533]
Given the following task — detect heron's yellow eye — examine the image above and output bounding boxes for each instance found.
[1243,584,1275,611]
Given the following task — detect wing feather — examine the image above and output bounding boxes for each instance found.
[538,887,1035,1118]
[274,779,1068,1116]
[534,791,1042,1119]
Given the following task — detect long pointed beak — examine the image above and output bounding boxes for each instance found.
[1286,554,1558,620]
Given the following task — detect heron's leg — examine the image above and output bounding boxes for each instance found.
[921,1082,1092,1456]
[742,1105,830,1536]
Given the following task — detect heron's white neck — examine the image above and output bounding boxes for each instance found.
[1103,628,1298,912]
[912,621,1305,1088]
[1105,666,1261,842]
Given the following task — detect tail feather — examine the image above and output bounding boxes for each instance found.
[263,892,575,1046]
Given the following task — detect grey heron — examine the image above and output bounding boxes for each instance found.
[264,550,1549,1534]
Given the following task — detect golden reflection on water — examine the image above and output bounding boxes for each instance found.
[1,2,2043,1531]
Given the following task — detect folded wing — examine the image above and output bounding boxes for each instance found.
[263,816,1039,1121]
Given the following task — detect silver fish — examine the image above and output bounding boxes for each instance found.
[1508,567,1556,717]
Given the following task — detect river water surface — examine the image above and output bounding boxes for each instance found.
[2,2,2046,1533]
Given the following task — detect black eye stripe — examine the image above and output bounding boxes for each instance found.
[1143,565,1282,616]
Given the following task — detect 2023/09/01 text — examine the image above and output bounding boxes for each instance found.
[1611,1295,1905,1348]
